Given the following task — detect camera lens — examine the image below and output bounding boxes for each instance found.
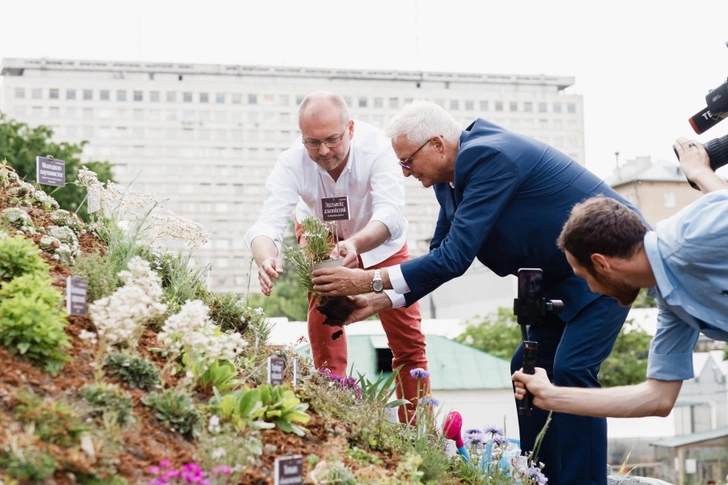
[704,133,728,171]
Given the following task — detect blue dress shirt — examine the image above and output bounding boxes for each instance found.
[645,189,728,380]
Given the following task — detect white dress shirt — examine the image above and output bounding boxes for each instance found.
[244,120,407,268]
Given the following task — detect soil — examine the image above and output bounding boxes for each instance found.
[0,181,403,485]
[316,296,356,331]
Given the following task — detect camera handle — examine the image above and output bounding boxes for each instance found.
[519,323,538,416]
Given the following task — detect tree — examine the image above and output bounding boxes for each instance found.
[453,307,522,361]
[631,287,657,308]
[0,112,114,220]
[454,307,652,387]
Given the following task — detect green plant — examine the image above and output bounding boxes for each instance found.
[283,216,335,294]
[211,384,311,437]
[0,447,57,481]
[103,352,160,390]
[79,382,134,426]
[189,358,240,395]
[142,388,202,440]
[205,291,249,332]
[140,247,210,310]
[72,251,119,303]
[14,389,91,447]
[0,273,71,375]
[0,235,50,283]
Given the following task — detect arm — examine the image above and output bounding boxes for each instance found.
[674,137,728,193]
[512,368,682,418]
[251,236,283,296]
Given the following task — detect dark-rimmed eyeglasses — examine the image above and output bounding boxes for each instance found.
[398,138,432,171]
[302,123,350,149]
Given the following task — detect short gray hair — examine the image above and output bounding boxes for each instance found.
[298,91,350,127]
[384,100,462,145]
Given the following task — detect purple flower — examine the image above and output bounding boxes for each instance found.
[160,459,171,468]
[483,425,504,437]
[528,466,549,484]
[419,396,440,407]
[212,465,232,476]
[465,429,485,445]
[409,368,430,379]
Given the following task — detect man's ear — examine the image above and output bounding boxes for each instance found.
[591,253,610,272]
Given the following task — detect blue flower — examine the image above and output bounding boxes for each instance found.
[483,424,504,437]
[419,396,440,407]
[528,466,548,484]
[409,368,430,379]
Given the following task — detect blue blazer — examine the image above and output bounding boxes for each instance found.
[400,119,640,322]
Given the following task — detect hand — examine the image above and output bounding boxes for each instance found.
[336,240,360,268]
[342,293,393,324]
[674,137,711,182]
[258,257,283,296]
[311,266,370,296]
[512,367,553,410]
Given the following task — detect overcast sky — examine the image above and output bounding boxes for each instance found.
[2,0,728,178]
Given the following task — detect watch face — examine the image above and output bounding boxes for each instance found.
[372,280,384,292]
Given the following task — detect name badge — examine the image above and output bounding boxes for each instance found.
[321,196,350,221]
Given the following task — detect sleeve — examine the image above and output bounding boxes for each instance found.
[401,152,521,305]
[243,159,301,254]
[646,299,700,381]
[367,147,407,241]
[429,191,451,250]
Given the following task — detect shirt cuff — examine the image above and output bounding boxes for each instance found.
[384,289,405,308]
[388,264,410,294]
[647,350,694,381]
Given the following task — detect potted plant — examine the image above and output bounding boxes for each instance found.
[283,216,355,333]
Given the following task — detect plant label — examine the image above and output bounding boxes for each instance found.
[268,355,285,385]
[87,189,101,214]
[36,156,66,187]
[66,276,88,316]
[292,358,299,386]
[274,455,303,485]
[321,196,350,221]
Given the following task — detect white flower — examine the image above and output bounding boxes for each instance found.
[211,447,226,460]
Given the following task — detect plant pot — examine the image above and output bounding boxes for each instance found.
[312,259,345,271]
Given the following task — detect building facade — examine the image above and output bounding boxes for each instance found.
[0,57,585,299]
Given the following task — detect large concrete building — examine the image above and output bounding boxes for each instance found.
[0,57,585,317]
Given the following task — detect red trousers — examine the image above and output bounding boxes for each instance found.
[296,226,430,422]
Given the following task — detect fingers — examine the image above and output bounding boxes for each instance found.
[342,252,359,268]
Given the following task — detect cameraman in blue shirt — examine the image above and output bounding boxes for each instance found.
[513,138,728,418]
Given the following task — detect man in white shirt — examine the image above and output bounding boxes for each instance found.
[244,91,428,421]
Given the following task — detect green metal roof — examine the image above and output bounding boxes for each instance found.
[296,334,512,391]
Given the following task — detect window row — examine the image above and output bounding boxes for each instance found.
[13,87,579,114]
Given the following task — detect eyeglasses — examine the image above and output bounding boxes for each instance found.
[302,123,350,149]
[398,138,432,171]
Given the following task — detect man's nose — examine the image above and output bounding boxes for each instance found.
[318,143,331,155]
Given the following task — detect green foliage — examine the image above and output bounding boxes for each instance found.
[357,367,408,409]
[14,389,91,447]
[205,291,250,333]
[0,273,71,374]
[0,447,57,481]
[0,112,115,221]
[631,287,657,308]
[0,235,50,283]
[211,383,311,437]
[453,308,522,360]
[283,216,335,294]
[196,425,261,482]
[188,358,240,395]
[103,352,160,390]
[139,247,210,310]
[598,319,651,387]
[142,388,202,440]
[72,251,119,303]
[79,382,135,426]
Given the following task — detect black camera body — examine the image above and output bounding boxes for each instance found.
[513,268,563,416]
[686,77,728,173]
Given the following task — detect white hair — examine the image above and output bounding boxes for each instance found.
[384,100,462,145]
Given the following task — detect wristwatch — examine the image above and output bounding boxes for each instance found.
[370,269,384,293]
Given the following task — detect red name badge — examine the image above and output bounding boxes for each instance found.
[321,196,350,221]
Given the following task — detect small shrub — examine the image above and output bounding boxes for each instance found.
[189,358,240,395]
[0,235,50,283]
[72,252,119,303]
[0,447,57,481]
[0,273,71,375]
[79,382,134,426]
[142,389,202,440]
[14,389,91,448]
[103,353,160,390]
[206,292,248,333]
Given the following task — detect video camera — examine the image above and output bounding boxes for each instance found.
[513,268,563,416]
[676,41,728,181]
